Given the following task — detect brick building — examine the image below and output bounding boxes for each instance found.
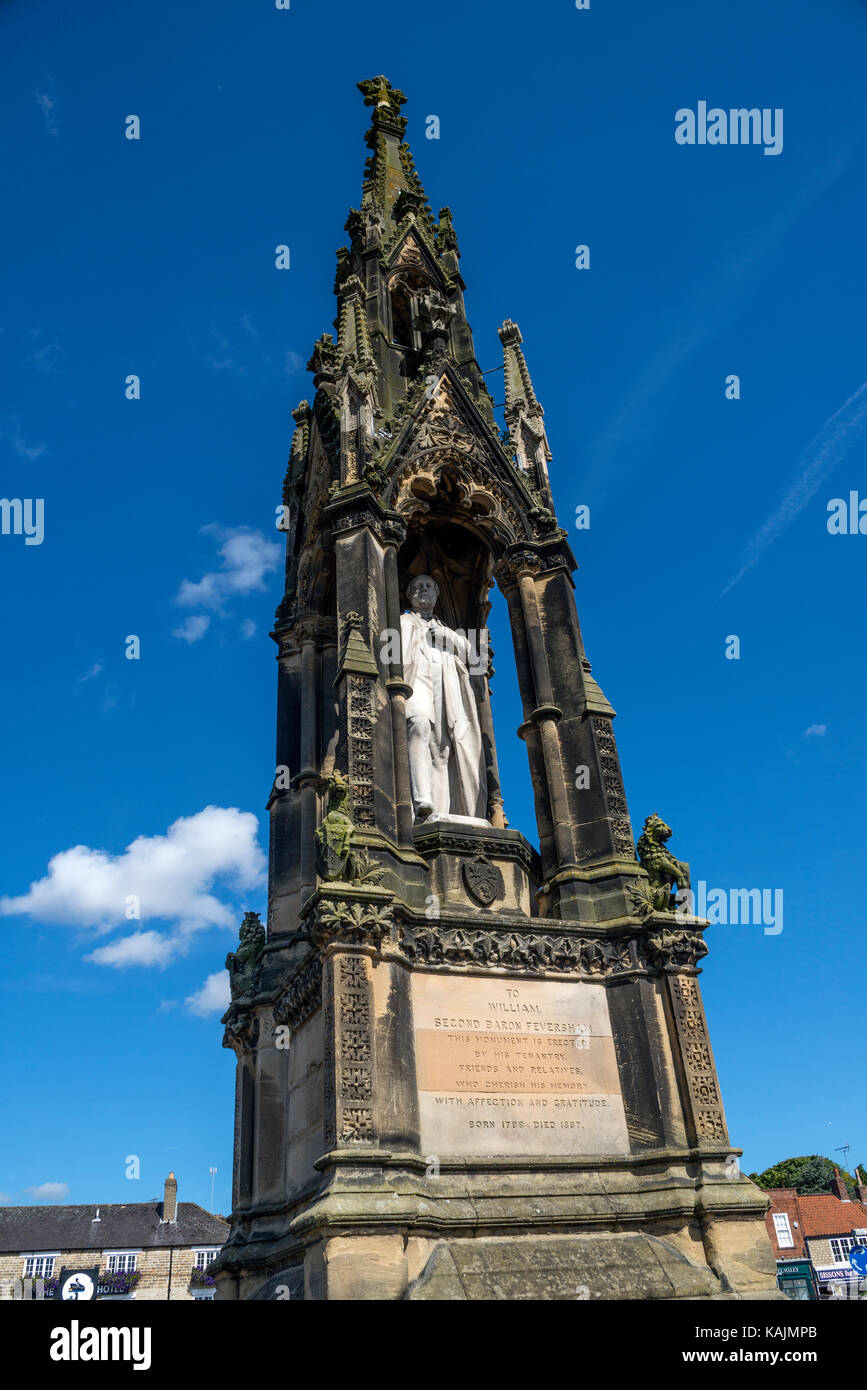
[765,1168,867,1300]
[0,1173,228,1301]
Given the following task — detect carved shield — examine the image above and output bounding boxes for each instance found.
[462,855,504,906]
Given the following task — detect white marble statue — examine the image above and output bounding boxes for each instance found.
[400,574,488,822]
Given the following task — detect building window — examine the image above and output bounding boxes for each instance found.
[773,1213,794,1248]
[23,1255,56,1279]
[829,1237,867,1265]
[106,1253,138,1273]
[193,1248,221,1271]
[783,1277,812,1301]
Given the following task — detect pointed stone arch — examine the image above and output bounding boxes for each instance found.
[387,448,531,551]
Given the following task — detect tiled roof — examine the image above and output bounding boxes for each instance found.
[798,1194,867,1238]
[0,1202,228,1253]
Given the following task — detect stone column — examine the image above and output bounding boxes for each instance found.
[664,972,730,1148]
[514,557,575,871]
[319,946,377,1151]
[534,557,638,874]
[477,677,505,829]
[297,626,321,905]
[298,631,319,779]
[268,636,303,934]
[223,1013,259,1211]
[382,537,414,848]
[497,562,556,872]
[476,577,505,829]
[320,632,339,771]
[253,1010,287,1205]
[332,515,396,841]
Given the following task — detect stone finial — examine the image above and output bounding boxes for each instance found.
[435,207,459,255]
[357,75,407,118]
[307,333,337,389]
[498,319,523,348]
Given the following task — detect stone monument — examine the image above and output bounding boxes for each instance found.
[213,77,781,1301]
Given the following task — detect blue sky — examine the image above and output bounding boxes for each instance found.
[1,0,865,1216]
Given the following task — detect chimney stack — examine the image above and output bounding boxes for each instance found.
[830,1165,850,1202]
[163,1171,178,1222]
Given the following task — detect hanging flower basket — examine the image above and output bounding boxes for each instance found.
[97,1269,142,1296]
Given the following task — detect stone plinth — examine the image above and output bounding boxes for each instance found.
[412,821,540,918]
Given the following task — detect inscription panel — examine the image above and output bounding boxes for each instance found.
[412,974,629,1157]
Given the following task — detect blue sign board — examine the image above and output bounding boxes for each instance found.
[849,1245,867,1277]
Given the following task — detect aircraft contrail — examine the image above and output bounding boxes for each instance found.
[720,380,867,597]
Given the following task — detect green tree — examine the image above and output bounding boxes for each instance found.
[748,1155,857,1196]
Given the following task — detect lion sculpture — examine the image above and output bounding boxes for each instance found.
[226,911,266,1000]
[636,813,690,914]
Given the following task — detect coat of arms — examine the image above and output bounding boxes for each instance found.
[462,855,504,906]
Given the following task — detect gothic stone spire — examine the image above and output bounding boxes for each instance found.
[499,319,553,504]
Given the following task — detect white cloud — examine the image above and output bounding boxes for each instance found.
[204,317,294,381]
[803,724,827,738]
[13,431,46,459]
[1,416,46,459]
[34,90,60,137]
[26,1182,69,1201]
[86,931,179,970]
[28,340,64,372]
[1,806,266,964]
[75,661,103,688]
[173,614,210,643]
[173,525,280,615]
[186,971,231,1017]
[240,619,256,639]
[207,359,236,372]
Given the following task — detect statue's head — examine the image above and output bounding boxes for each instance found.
[239,911,265,947]
[407,573,439,615]
[326,769,351,815]
[642,813,672,845]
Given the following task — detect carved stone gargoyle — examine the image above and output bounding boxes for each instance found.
[225,911,266,1000]
[636,813,691,914]
[315,770,383,885]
